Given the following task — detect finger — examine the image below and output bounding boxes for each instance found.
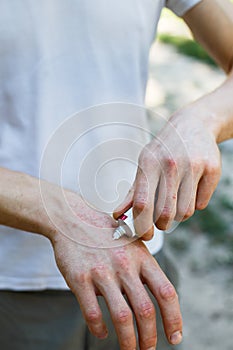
[196,165,221,210]
[94,275,137,350]
[113,186,134,220]
[122,275,157,350]
[73,281,108,339]
[175,174,199,221]
[155,161,179,230]
[140,224,154,241]
[141,258,183,346]
[133,166,159,239]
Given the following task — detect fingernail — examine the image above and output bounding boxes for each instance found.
[170,331,183,344]
[147,347,156,350]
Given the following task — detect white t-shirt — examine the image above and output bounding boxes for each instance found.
[0,0,201,290]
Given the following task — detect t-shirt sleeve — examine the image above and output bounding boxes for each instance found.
[166,0,202,17]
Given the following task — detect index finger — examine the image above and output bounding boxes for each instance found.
[133,164,159,240]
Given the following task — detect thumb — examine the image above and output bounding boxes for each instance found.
[113,186,134,219]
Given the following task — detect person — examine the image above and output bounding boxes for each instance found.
[0,1,232,350]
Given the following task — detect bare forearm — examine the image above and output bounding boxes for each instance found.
[0,167,56,238]
[200,71,233,143]
[172,71,233,144]
[0,167,115,241]
[181,0,233,142]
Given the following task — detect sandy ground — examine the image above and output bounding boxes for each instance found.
[145,20,233,350]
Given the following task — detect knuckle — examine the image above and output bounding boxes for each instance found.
[85,309,102,324]
[113,248,129,270]
[165,157,177,170]
[73,271,88,285]
[90,264,108,279]
[159,283,177,302]
[134,199,149,214]
[115,308,132,325]
[138,301,155,319]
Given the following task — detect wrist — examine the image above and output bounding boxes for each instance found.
[172,73,233,144]
[170,101,224,144]
[37,181,80,241]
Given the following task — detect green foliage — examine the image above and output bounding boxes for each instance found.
[182,193,233,265]
[158,33,217,67]
[189,207,229,243]
[219,195,233,211]
[168,235,190,252]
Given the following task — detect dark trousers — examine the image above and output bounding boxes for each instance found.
[0,251,181,350]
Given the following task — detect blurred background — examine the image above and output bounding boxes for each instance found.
[146,8,233,350]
